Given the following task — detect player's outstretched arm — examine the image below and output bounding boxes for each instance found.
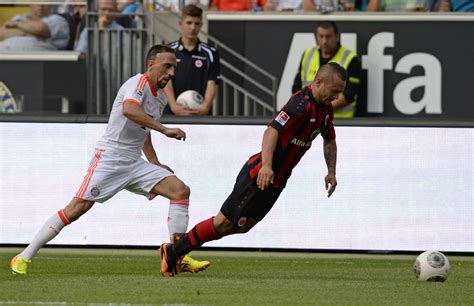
[323,138,337,197]
[257,126,279,190]
[123,100,186,141]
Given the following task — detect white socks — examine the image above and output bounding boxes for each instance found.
[19,210,70,260]
[167,199,189,241]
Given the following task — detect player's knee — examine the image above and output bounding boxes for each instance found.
[172,184,190,200]
[65,198,94,222]
[214,215,235,236]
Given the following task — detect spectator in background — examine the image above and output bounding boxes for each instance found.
[154,0,204,12]
[118,0,139,12]
[116,0,140,28]
[367,0,429,11]
[164,5,221,116]
[437,0,474,11]
[301,0,341,11]
[75,0,123,53]
[264,0,304,10]
[209,0,267,11]
[0,4,70,51]
[292,22,361,118]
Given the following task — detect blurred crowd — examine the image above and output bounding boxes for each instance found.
[152,0,471,12]
[0,0,142,51]
[0,0,471,51]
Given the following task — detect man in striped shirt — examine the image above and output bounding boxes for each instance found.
[10,44,210,275]
[160,63,346,277]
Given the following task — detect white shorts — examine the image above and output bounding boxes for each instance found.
[75,150,174,203]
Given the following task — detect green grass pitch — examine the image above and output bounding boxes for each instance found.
[1,247,473,305]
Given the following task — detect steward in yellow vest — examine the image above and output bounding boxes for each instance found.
[292,22,362,118]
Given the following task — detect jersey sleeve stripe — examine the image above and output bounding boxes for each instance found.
[137,75,147,90]
[200,45,214,63]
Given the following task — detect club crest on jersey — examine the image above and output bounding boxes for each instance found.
[90,186,101,197]
[275,111,289,126]
[195,60,203,68]
[145,100,156,113]
[237,217,247,227]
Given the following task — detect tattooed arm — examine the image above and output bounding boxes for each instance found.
[323,138,337,197]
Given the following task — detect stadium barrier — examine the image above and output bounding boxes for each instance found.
[0,116,472,253]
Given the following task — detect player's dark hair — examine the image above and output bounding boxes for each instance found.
[146,44,175,62]
[317,63,347,82]
[316,21,339,35]
[182,4,203,18]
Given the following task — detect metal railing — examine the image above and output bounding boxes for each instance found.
[84,3,279,116]
[87,27,148,114]
[85,6,148,114]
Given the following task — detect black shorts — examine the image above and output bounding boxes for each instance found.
[220,163,283,228]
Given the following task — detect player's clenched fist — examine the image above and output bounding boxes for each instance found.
[164,128,186,141]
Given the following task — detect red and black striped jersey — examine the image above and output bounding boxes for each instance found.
[247,85,336,188]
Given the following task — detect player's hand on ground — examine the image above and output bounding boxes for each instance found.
[164,128,186,141]
[325,173,337,198]
[257,165,274,190]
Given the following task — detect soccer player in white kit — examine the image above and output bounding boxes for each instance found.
[10,45,210,275]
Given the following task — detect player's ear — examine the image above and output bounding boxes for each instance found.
[147,59,154,69]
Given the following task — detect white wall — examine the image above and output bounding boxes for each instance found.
[0,123,472,252]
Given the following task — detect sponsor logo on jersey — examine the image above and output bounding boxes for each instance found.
[291,138,312,147]
[275,111,289,126]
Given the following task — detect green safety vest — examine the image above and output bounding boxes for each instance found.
[300,46,359,118]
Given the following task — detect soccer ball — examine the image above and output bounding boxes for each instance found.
[176,90,204,110]
[413,251,450,282]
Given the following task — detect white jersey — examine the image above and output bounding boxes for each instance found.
[96,73,168,160]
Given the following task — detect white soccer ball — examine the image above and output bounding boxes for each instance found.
[413,251,450,282]
[176,90,204,110]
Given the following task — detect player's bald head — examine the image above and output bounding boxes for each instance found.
[315,63,347,83]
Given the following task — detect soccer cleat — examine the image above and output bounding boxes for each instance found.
[10,255,31,275]
[178,255,210,274]
[160,243,179,277]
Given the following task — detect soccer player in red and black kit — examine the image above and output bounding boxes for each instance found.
[160,63,346,277]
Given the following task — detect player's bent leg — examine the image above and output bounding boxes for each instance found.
[150,176,190,200]
[10,198,94,275]
[152,177,211,275]
[213,211,237,236]
[63,197,95,222]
